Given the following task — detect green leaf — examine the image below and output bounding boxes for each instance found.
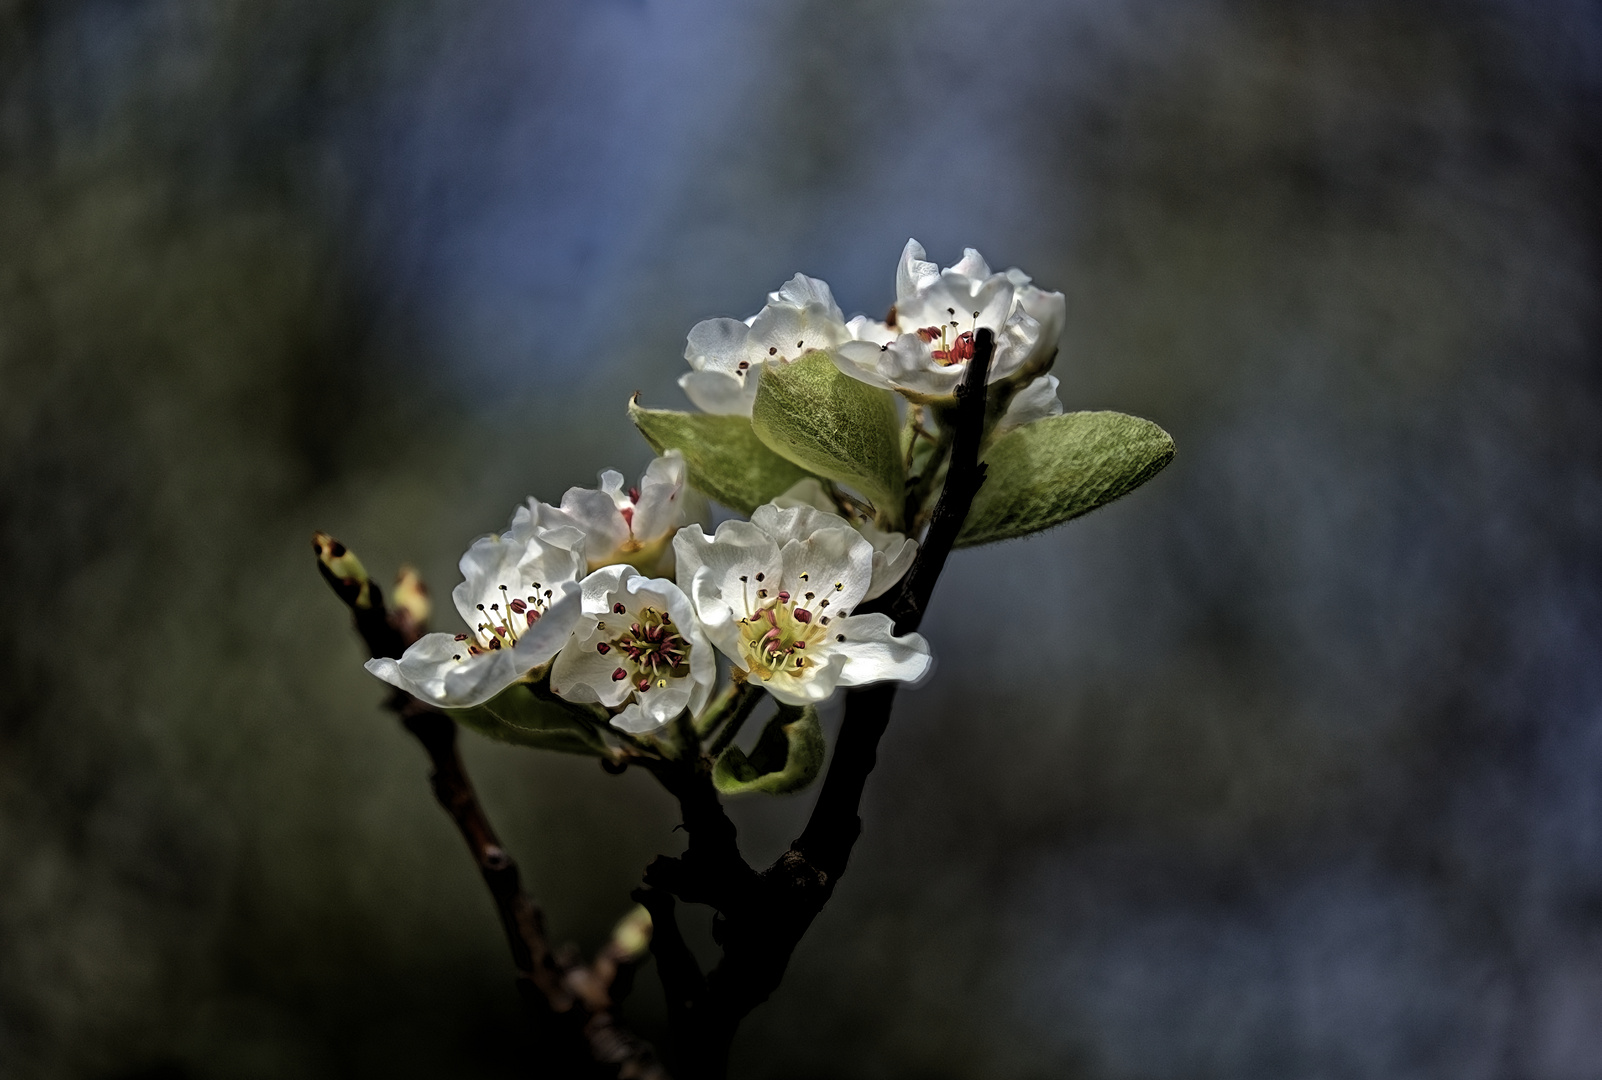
[629,398,814,515]
[450,683,612,757]
[750,352,905,517]
[712,703,825,796]
[957,411,1174,547]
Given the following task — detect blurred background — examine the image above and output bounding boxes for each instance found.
[3,0,1601,1076]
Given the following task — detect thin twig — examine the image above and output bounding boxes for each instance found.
[315,538,666,1079]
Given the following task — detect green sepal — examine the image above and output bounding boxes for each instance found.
[629,397,814,515]
[956,411,1175,547]
[711,703,825,796]
[450,682,613,757]
[749,352,905,520]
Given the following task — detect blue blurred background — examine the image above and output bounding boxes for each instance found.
[3,0,1601,1076]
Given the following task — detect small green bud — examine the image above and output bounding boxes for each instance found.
[313,531,373,609]
[608,904,653,961]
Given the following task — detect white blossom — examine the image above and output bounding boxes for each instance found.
[365,517,585,709]
[835,239,1066,402]
[673,504,932,706]
[679,273,853,415]
[772,478,917,601]
[550,565,714,734]
[527,451,706,577]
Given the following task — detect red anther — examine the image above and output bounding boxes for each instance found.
[613,602,627,614]
[508,598,527,614]
[777,591,790,602]
[631,622,643,635]
[637,678,650,691]
[454,634,469,641]
[917,326,942,343]
[627,486,640,503]
[794,608,812,623]
[597,642,611,654]
[612,668,628,681]
[527,610,541,623]
[487,639,502,650]
[952,331,976,361]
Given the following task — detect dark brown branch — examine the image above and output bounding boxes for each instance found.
[639,332,996,1079]
[870,325,993,635]
[315,536,666,1079]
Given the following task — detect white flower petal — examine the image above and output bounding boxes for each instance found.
[684,317,752,372]
[772,478,836,514]
[995,375,1064,437]
[365,632,464,704]
[679,370,757,416]
[771,480,916,603]
[561,487,632,555]
[845,314,897,346]
[550,618,635,708]
[767,273,844,322]
[630,450,693,543]
[746,303,848,359]
[610,702,663,734]
[950,246,992,279]
[831,612,933,688]
[860,525,918,602]
[1016,284,1065,353]
[674,520,781,609]
[756,651,849,706]
[832,341,898,390]
[896,238,939,301]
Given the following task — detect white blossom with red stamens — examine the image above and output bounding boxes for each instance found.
[526,451,706,577]
[365,515,586,708]
[673,503,932,706]
[833,239,1066,403]
[549,565,714,734]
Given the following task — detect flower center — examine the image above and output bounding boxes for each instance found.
[597,605,691,693]
[450,582,557,660]
[735,575,844,681]
[916,307,981,365]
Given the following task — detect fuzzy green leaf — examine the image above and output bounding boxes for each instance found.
[749,352,905,516]
[451,683,612,757]
[712,703,825,796]
[957,411,1174,547]
[629,398,814,515]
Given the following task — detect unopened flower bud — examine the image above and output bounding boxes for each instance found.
[313,531,373,609]
[390,565,431,642]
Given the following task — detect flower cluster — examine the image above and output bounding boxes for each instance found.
[365,238,1083,742]
[683,239,1066,424]
[366,456,931,730]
